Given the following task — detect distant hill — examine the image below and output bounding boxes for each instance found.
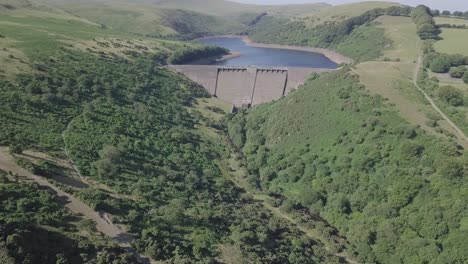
[301,1,402,28]
[49,2,247,38]
[29,0,330,38]
[150,0,329,16]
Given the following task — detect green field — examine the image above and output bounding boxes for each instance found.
[435,28,468,56]
[435,16,468,26]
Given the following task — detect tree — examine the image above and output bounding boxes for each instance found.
[464,72,468,84]
[449,66,467,78]
[442,10,451,16]
[438,86,464,106]
[430,57,450,73]
[431,9,440,16]
[453,11,464,17]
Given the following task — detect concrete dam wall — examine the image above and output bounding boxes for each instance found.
[170,65,334,107]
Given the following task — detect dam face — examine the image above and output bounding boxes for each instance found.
[170,65,334,108]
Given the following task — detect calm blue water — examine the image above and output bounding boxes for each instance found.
[197,37,337,68]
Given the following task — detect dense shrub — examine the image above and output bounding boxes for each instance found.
[168,45,228,64]
[411,5,439,40]
[449,66,467,78]
[438,86,464,106]
[425,52,468,73]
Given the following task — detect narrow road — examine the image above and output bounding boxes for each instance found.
[412,56,468,144]
[0,147,154,264]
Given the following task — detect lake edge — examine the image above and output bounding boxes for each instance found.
[197,35,353,65]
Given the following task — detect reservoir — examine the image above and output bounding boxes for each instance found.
[197,36,338,68]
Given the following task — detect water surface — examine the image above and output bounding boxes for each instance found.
[197,37,337,68]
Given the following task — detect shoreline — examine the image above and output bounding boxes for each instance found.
[197,35,353,65]
[188,51,241,65]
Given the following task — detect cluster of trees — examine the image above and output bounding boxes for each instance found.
[432,9,468,19]
[438,86,465,106]
[438,23,468,29]
[247,6,412,61]
[424,52,468,83]
[167,45,228,64]
[411,5,439,40]
[0,170,137,263]
[228,69,468,263]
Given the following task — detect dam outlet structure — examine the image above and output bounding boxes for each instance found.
[170,65,334,109]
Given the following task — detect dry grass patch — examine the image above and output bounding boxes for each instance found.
[0,37,30,79]
[375,15,419,62]
[355,62,439,134]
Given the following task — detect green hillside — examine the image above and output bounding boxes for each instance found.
[30,0,329,38]
[247,4,411,61]
[51,2,247,38]
[3,1,468,263]
[300,1,402,27]
[150,0,328,16]
[227,69,468,263]
[0,2,339,263]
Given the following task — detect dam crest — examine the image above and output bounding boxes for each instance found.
[170,65,334,109]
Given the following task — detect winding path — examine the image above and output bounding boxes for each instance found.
[0,148,154,264]
[412,56,468,144]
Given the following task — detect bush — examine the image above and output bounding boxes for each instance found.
[430,57,450,73]
[449,66,467,78]
[168,45,228,64]
[438,86,464,106]
[464,72,468,84]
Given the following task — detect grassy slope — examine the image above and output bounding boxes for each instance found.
[301,1,401,28]
[150,0,328,16]
[54,2,246,38]
[355,16,464,144]
[31,0,327,38]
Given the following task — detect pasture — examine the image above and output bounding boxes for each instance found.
[375,15,420,61]
[435,28,468,56]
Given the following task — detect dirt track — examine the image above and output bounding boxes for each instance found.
[0,147,154,264]
[412,57,468,148]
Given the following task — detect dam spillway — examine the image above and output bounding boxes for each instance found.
[170,65,334,107]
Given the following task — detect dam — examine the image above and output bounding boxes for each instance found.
[170,65,334,108]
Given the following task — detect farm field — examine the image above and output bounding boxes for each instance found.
[435,28,468,56]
